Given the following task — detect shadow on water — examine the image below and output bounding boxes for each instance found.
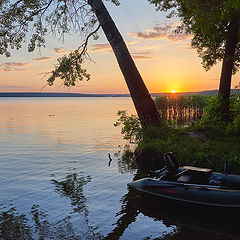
[126,192,240,240]
[104,187,240,240]
[0,172,102,240]
[107,153,240,240]
[1,158,240,239]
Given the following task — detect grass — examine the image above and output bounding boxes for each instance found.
[115,100,240,174]
[135,126,240,174]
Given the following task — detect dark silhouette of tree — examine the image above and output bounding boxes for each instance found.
[0,0,161,127]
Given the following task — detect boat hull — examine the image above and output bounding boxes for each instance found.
[128,178,240,209]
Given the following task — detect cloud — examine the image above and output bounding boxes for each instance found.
[3,62,30,67]
[131,51,152,55]
[130,23,192,42]
[0,67,29,72]
[0,62,31,72]
[92,43,111,52]
[32,57,54,61]
[14,68,29,71]
[136,45,160,51]
[54,47,67,53]
[132,55,154,60]
[167,33,192,41]
[0,85,36,91]
[91,41,139,52]
[91,42,155,60]
[175,41,193,50]
[125,40,139,46]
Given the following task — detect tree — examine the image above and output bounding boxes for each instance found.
[0,0,161,127]
[149,0,240,121]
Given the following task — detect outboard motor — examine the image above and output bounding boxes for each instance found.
[163,152,179,175]
[148,152,179,179]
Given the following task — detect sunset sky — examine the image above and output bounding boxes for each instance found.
[0,0,240,94]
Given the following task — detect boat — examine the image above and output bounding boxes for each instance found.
[127,152,240,209]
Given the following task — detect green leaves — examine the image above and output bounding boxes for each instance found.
[0,0,103,88]
[149,0,240,73]
[114,110,143,144]
[47,50,90,87]
[0,0,97,56]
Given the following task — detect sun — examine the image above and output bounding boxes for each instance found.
[171,90,176,94]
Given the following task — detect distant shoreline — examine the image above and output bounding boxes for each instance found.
[0,90,239,97]
[0,92,130,98]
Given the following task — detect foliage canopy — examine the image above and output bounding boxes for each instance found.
[0,0,119,86]
[148,0,240,73]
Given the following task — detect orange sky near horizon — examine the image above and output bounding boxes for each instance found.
[0,0,239,94]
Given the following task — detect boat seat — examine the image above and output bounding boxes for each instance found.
[177,175,191,183]
[179,166,212,184]
[182,166,212,173]
[215,173,240,189]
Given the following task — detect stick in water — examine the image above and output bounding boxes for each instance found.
[108,153,112,167]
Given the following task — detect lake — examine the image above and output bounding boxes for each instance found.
[0,97,239,240]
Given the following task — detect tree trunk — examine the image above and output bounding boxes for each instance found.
[218,15,239,121]
[88,0,161,127]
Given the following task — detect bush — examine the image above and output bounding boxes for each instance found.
[114,110,143,144]
[115,94,240,174]
[226,114,240,136]
[200,94,240,136]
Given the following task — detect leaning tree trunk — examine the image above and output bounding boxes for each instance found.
[218,15,239,121]
[88,0,161,127]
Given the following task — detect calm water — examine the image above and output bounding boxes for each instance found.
[0,97,239,240]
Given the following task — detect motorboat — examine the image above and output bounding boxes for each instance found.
[127,152,240,209]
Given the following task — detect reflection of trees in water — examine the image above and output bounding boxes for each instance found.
[0,208,32,239]
[103,170,146,240]
[112,154,240,240]
[51,172,102,239]
[103,190,139,240]
[0,206,80,240]
[51,172,91,213]
[115,145,137,174]
[104,187,240,240]
[0,172,102,240]
[116,144,164,176]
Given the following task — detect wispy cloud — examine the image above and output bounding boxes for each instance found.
[131,51,152,55]
[3,62,31,67]
[131,51,155,60]
[0,85,36,91]
[91,42,155,60]
[126,40,139,46]
[130,23,192,42]
[132,55,154,60]
[135,45,160,51]
[0,62,31,72]
[92,43,111,52]
[54,47,67,53]
[13,68,29,71]
[175,41,193,49]
[32,57,54,61]
[91,41,139,52]
[0,67,29,72]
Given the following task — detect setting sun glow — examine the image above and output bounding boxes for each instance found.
[171,90,176,94]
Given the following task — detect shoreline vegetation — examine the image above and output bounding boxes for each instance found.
[115,92,240,175]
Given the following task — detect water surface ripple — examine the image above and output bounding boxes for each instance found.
[0,97,238,240]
